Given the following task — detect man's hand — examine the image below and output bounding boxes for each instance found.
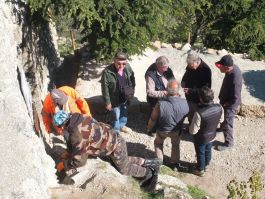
[106,104,112,111]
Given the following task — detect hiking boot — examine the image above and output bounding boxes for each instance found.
[192,169,205,177]
[216,144,233,151]
[120,126,132,133]
[143,158,162,169]
[140,167,153,187]
[140,167,158,191]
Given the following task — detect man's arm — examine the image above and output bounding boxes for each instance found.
[101,70,111,109]
[147,103,160,132]
[146,76,167,98]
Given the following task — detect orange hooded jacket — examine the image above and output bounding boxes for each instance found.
[41,86,91,134]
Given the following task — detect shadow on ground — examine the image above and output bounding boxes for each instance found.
[243,70,265,102]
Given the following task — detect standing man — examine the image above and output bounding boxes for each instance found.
[145,56,175,108]
[215,55,243,151]
[101,52,135,134]
[147,80,189,171]
[181,51,212,123]
[189,86,223,176]
[145,56,175,135]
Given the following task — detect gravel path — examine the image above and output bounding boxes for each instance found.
[121,113,265,198]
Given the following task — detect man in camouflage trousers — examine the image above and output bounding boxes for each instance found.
[53,111,161,190]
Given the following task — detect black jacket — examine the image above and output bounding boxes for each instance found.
[181,60,211,103]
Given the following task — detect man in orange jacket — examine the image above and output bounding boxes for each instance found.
[41,86,91,135]
[41,86,91,179]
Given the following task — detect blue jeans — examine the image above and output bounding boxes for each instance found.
[194,142,212,171]
[113,103,128,133]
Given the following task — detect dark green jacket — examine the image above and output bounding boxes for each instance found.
[101,63,135,107]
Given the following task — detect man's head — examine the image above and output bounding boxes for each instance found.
[186,51,201,70]
[215,55,234,73]
[199,86,214,104]
[51,89,68,106]
[167,79,180,96]
[53,110,71,127]
[114,52,128,71]
[155,56,169,74]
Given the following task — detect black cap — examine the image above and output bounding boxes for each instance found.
[215,55,234,68]
[114,52,127,60]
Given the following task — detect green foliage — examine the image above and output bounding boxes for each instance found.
[227,171,264,199]
[159,165,186,178]
[141,190,164,199]
[28,0,265,61]
[188,185,213,199]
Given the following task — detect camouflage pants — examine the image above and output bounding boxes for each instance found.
[109,135,146,178]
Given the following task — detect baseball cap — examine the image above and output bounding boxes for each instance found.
[114,52,127,60]
[215,55,234,68]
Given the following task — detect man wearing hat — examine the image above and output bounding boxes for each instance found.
[101,51,135,134]
[215,55,243,151]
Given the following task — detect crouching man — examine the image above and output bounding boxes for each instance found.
[53,111,161,191]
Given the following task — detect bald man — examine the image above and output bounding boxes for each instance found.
[147,80,189,171]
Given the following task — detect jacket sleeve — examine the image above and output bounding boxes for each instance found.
[74,91,91,116]
[41,95,53,133]
[101,70,111,105]
[67,126,88,169]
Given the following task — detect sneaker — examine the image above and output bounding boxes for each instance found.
[204,164,210,172]
[192,169,205,177]
[120,126,132,133]
[216,144,233,151]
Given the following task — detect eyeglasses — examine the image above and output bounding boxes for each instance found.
[117,62,127,66]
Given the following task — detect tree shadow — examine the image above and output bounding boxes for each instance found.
[79,60,105,81]
[243,70,265,102]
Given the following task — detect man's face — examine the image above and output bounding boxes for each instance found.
[187,60,200,70]
[157,65,168,74]
[218,65,231,73]
[114,59,127,71]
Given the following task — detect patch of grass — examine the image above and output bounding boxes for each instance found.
[188,185,214,199]
[159,165,186,178]
[141,190,164,199]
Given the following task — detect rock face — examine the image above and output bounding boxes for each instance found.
[0,2,57,198]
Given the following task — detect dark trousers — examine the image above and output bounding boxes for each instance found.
[221,107,237,146]
[194,142,212,171]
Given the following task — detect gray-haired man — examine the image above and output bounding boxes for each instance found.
[147,80,189,171]
[181,51,212,123]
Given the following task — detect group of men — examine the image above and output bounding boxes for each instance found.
[41,50,242,187]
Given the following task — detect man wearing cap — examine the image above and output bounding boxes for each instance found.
[145,56,175,135]
[147,80,189,171]
[215,55,243,151]
[41,86,92,177]
[101,52,135,134]
[181,50,212,124]
[42,86,91,135]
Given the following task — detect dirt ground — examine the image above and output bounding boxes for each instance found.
[121,113,265,198]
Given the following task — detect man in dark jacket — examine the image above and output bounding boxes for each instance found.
[147,80,189,171]
[53,111,162,190]
[215,55,243,151]
[101,52,135,134]
[189,86,223,176]
[181,51,212,123]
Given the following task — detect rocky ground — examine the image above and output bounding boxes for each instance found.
[122,112,265,198]
[75,47,265,198]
